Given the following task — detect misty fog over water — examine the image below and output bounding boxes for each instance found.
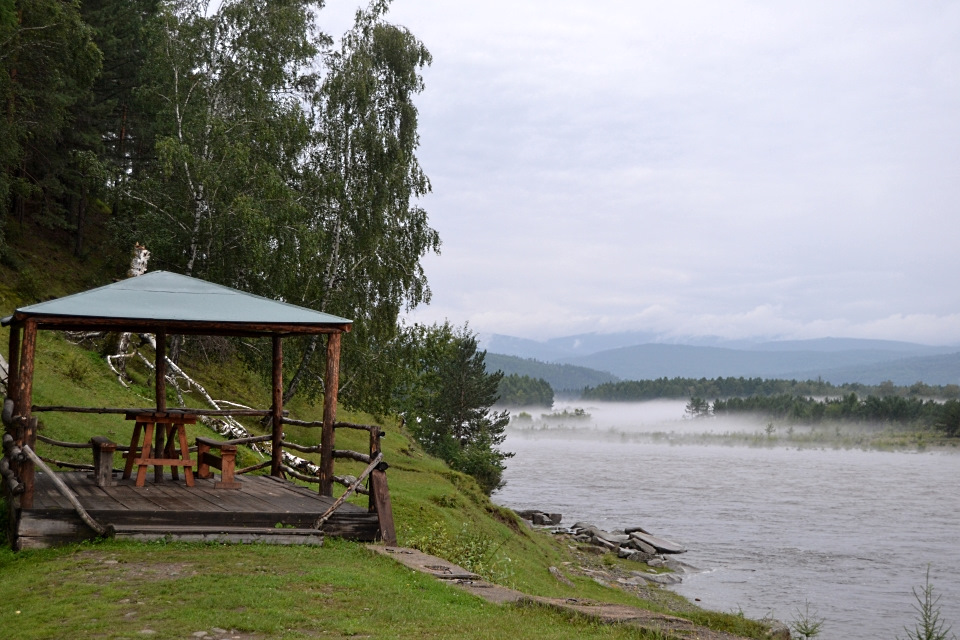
[494,401,960,640]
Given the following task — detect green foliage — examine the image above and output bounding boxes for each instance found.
[62,354,93,386]
[122,0,325,283]
[790,600,824,638]
[540,407,590,422]
[279,3,439,411]
[935,400,960,437]
[407,520,513,583]
[497,373,554,408]
[582,376,960,402]
[3,0,439,416]
[398,323,513,494]
[14,268,43,303]
[684,396,710,418]
[898,567,957,640]
[0,0,103,251]
[711,393,959,433]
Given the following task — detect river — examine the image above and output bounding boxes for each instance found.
[492,401,960,640]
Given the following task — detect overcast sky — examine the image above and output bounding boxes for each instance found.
[326,1,960,345]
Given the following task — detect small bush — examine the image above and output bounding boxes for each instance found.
[898,566,957,640]
[63,354,93,386]
[15,269,43,303]
[429,493,464,509]
[407,521,513,584]
[790,600,824,638]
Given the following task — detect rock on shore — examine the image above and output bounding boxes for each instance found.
[513,510,686,565]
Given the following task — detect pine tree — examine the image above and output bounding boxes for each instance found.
[404,324,513,494]
[1,0,102,250]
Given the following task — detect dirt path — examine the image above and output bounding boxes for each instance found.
[367,546,788,640]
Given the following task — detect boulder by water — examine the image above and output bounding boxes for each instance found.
[563,521,686,566]
[512,512,686,567]
[514,509,563,526]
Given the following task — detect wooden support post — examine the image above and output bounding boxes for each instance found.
[20,417,36,509]
[370,464,396,545]
[138,420,156,487]
[15,319,36,422]
[270,336,283,477]
[90,436,117,487]
[6,324,21,410]
[319,332,341,497]
[368,427,382,512]
[16,320,36,509]
[153,419,164,483]
[154,333,168,484]
[155,331,166,412]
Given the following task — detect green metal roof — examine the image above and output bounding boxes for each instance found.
[6,271,351,334]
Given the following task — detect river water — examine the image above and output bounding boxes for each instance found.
[493,401,960,640]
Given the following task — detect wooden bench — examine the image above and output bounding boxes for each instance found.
[196,437,241,489]
[90,436,117,487]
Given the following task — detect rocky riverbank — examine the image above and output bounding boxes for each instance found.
[514,510,694,584]
[514,510,791,639]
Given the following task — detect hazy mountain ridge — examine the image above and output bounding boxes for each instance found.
[484,353,618,392]
[788,351,960,386]
[483,332,960,387]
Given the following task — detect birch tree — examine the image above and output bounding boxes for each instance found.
[278,2,439,409]
[120,0,438,411]
[121,0,324,285]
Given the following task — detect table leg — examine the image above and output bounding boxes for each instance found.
[123,421,144,480]
[154,421,166,483]
[177,424,195,487]
[165,424,180,482]
[135,421,156,487]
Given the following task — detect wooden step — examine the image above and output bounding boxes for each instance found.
[109,524,325,545]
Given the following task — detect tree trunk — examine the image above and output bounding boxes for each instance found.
[282,334,321,405]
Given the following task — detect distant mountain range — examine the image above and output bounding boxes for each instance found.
[485,353,618,392]
[481,332,960,389]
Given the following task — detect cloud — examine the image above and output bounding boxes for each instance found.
[333,1,960,344]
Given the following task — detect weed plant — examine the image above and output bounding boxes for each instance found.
[790,600,824,638]
[406,520,514,584]
[898,566,957,640]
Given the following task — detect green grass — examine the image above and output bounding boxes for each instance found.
[0,539,681,640]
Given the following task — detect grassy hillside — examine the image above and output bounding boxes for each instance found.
[0,224,777,639]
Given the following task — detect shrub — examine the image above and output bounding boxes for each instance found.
[407,521,513,584]
[898,566,957,640]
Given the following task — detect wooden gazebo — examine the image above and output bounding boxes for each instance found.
[1,271,394,549]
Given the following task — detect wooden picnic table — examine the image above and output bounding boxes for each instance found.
[122,412,197,487]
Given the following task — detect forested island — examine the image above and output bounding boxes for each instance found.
[582,376,960,402]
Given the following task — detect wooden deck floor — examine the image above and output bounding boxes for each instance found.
[16,472,379,550]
